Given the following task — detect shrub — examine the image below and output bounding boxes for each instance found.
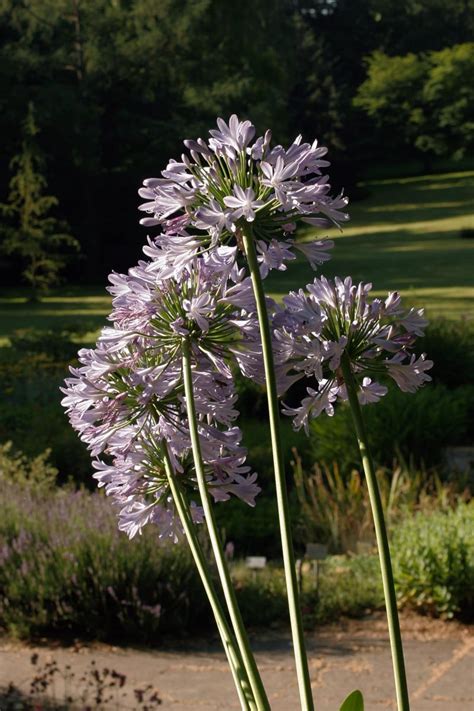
[215,495,282,559]
[392,503,474,619]
[231,555,384,628]
[0,441,57,488]
[309,384,472,471]
[0,372,91,484]
[0,474,385,641]
[2,473,469,640]
[0,328,93,483]
[311,555,383,625]
[293,452,466,553]
[8,328,80,362]
[417,318,474,388]
[231,562,289,627]
[215,416,309,558]
[293,456,374,553]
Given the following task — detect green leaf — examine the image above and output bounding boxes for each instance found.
[339,689,364,711]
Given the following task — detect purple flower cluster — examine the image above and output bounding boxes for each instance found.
[62,244,264,540]
[273,276,433,433]
[138,114,348,278]
[63,114,433,544]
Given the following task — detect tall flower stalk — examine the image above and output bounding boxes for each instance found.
[138,114,349,710]
[181,337,270,711]
[161,440,256,710]
[242,227,314,711]
[274,276,432,711]
[340,355,410,711]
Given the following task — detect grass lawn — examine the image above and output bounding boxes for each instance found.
[1,169,473,345]
[267,169,474,320]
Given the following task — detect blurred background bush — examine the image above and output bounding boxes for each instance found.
[0,0,473,283]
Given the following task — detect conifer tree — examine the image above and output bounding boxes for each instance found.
[0,103,79,300]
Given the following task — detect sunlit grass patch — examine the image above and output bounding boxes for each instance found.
[269,169,474,321]
[0,169,472,345]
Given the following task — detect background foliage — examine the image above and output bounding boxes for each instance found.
[0,0,473,283]
[1,457,472,641]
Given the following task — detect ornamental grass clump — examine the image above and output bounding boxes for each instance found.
[61,114,431,711]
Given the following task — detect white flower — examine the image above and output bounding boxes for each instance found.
[223,185,265,222]
[358,378,388,404]
[386,354,433,393]
[183,293,215,333]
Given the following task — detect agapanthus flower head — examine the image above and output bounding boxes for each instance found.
[62,245,264,540]
[273,276,432,433]
[138,115,349,277]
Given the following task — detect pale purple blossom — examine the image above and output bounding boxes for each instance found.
[223,185,264,222]
[256,239,296,278]
[138,114,348,276]
[183,293,215,333]
[282,382,339,434]
[273,276,432,432]
[386,353,433,393]
[62,245,265,540]
[293,239,334,269]
[208,115,256,154]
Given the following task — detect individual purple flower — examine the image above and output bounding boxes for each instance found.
[273,276,433,432]
[386,353,433,393]
[209,115,256,154]
[223,185,264,222]
[183,293,215,333]
[282,382,338,434]
[256,239,296,278]
[292,239,334,269]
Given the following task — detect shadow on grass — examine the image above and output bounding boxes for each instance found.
[268,229,474,293]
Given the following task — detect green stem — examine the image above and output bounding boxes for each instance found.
[161,441,255,710]
[340,354,410,711]
[181,338,270,711]
[241,228,314,711]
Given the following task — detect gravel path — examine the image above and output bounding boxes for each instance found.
[1,613,472,710]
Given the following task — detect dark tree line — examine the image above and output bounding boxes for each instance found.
[0,0,473,284]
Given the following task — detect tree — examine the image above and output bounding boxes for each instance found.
[421,43,474,159]
[0,103,79,299]
[354,43,474,164]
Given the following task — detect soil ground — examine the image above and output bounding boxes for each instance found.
[1,612,473,710]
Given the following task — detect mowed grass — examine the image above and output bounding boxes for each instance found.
[1,169,473,345]
[267,169,474,319]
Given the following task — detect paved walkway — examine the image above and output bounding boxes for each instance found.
[1,614,472,709]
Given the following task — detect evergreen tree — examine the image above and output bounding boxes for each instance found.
[0,103,79,300]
